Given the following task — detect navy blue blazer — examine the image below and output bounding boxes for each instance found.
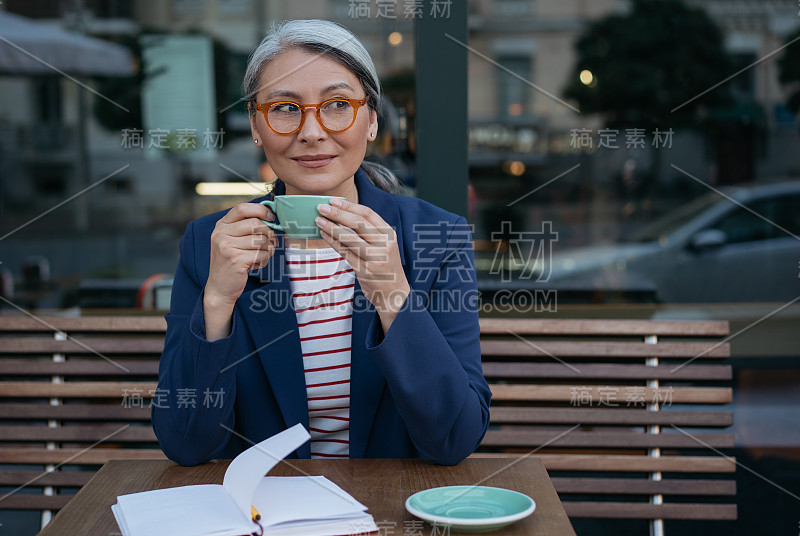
[152,168,491,466]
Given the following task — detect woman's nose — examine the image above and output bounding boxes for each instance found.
[298,108,326,141]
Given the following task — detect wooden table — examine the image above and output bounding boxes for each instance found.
[37,458,575,535]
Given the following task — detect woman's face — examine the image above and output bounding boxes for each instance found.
[250,48,378,200]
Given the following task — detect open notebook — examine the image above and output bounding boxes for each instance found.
[111,424,378,536]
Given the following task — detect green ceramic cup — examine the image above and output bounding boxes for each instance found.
[260,195,345,239]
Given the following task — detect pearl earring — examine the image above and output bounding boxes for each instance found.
[254,139,259,144]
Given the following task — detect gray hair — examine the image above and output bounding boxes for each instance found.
[243,19,401,194]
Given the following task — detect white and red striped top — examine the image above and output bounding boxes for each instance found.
[285,247,355,459]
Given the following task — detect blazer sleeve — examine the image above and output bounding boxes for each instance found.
[365,216,491,465]
[151,221,242,466]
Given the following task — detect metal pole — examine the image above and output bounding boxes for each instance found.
[75,79,91,231]
[414,1,468,217]
[67,0,91,231]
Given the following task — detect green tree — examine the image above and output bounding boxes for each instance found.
[563,0,732,129]
[777,27,800,127]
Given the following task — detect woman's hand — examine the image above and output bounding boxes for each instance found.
[204,203,277,340]
[316,198,410,334]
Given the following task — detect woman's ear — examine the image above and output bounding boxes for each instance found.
[368,108,378,139]
[248,103,261,145]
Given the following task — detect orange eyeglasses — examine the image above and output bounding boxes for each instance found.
[254,96,369,135]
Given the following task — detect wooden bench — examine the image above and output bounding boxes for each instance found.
[0,316,166,528]
[476,318,736,533]
[0,316,735,532]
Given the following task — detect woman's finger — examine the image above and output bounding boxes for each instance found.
[215,233,276,255]
[316,217,377,261]
[220,202,272,224]
[317,202,387,245]
[220,217,276,238]
[326,198,383,225]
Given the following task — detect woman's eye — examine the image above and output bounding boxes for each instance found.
[325,100,351,111]
[272,103,299,113]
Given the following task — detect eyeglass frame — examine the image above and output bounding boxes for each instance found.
[254,95,370,136]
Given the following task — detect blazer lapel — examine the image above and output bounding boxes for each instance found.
[239,239,311,458]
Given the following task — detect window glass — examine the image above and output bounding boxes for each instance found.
[712,195,800,244]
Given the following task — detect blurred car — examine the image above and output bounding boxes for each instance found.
[536,181,800,303]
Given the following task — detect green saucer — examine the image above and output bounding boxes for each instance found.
[405,486,535,533]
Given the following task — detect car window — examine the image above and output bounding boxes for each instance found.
[771,194,800,238]
[710,194,800,244]
[624,192,720,243]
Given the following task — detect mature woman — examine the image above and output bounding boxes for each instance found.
[152,19,490,466]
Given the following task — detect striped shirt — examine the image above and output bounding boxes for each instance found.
[285,247,355,458]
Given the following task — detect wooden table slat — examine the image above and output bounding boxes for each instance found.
[470,454,737,473]
[563,501,737,520]
[0,495,73,510]
[0,337,164,354]
[480,340,730,358]
[0,359,160,376]
[481,429,735,449]
[551,477,736,496]
[479,318,730,337]
[489,407,733,427]
[490,384,732,404]
[0,382,159,398]
[2,382,731,403]
[0,448,167,465]
[0,316,167,332]
[0,470,92,487]
[0,424,158,442]
[0,403,152,420]
[482,362,732,381]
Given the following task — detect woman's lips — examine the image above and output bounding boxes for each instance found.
[293,156,336,168]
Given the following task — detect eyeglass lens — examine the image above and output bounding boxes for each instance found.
[268,100,355,133]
